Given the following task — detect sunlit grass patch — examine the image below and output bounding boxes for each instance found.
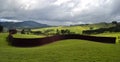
[13,34,46,38]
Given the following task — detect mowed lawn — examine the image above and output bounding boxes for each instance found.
[0,33,120,62]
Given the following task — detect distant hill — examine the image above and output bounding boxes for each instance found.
[32,22,117,34]
[0,21,49,29]
[70,22,116,29]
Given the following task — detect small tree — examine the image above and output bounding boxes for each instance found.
[112,21,117,25]
[90,27,94,30]
[60,29,71,35]
[56,29,60,35]
[61,30,65,35]
[9,29,17,34]
[21,29,25,34]
[0,25,3,32]
[26,29,31,34]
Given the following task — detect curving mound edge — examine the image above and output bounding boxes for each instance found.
[8,34,116,47]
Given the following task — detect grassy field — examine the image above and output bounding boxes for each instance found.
[0,33,120,62]
[32,23,115,34]
[82,23,115,29]
[32,26,86,34]
[92,32,120,37]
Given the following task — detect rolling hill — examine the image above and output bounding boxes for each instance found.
[32,22,116,34]
[0,21,49,29]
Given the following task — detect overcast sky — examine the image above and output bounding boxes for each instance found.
[0,0,120,25]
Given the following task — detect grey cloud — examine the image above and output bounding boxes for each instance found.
[0,0,120,25]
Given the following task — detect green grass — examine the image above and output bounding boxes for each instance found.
[32,26,90,34]
[82,23,116,29]
[92,32,120,44]
[0,33,9,47]
[0,33,120,62]
[32,23,115,34]
[13,34,46,38]
[93,32,120,37]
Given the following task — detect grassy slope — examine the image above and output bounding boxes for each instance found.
[82,23,115,29]
[0,33,120,62]
[32,26,87,34]
[32,23,115,34]
[93,32,120,37]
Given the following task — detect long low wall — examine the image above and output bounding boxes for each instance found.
[8,34,116,47]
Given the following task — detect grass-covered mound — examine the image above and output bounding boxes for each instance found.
[13,34,46,38]
[9,34,116,47]
[92,32,120,44]
[0,33,120,62]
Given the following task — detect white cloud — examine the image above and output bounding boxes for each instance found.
[65,21,84,25]
[0,19,20,22]
[53,0,71,6]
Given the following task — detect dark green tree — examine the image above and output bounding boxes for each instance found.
[21,29,25,34]
[56,29,60,35]
[112,21,117,25]
[90,27,94,30]
[0,25,3,32]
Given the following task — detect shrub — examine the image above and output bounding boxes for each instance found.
[21,29,25,34]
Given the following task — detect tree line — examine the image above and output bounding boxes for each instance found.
[83,22,120,34]
[0,24,3,32]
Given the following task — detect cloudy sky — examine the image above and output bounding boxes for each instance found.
[0,0,120,25]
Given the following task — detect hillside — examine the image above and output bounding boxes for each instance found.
[32,22,116,34]
[0,21,49,29]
